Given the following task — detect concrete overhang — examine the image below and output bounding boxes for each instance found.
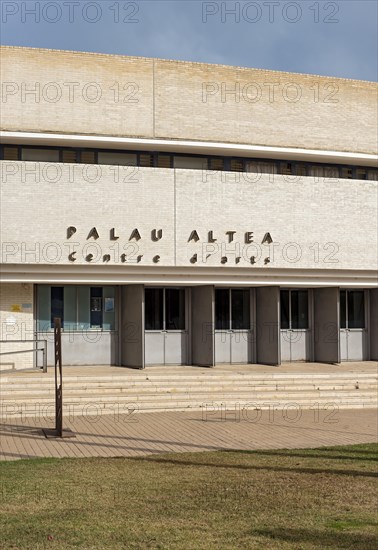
[2,131,377,167]
[1,264,377,288]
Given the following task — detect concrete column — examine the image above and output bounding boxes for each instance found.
[369,288,378,360]
[121,285,145,369]
[191,286,214,367]
[256,286,280,366]
[313,287,340,364]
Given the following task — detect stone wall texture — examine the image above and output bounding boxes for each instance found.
[1,46,377,154]
[1,162,376,271]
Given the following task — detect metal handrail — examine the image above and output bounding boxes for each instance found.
[0,339,47,372]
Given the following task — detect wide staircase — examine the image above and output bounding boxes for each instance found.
[1,363,377,420]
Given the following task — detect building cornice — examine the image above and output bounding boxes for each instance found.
[1,131,377,166]
[1,264,377,287]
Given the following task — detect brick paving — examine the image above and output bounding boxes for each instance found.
[0,407,377,461]
[1,362,377,460]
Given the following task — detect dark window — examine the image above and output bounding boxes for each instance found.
[297,164,308,176]
[173,156,207,170]
[280,162,294,175]
[368,169,378,181]
[231,289,250,329]
[280,290,290,329]
[323,166,339,179]
[80,151,96,164]
[340,290,347,329]
[341,167,353,179]
[209,158,224,171]
[22,148,59,162]
[281,290,308,329]
[215,289,250,330]
[62,150,77,163]
[90,287,103,328]
[51,287,64,328]
[97,152,136,166]
[356,168,368,180]
[145,288,185,330]
[145,288,163,330]
[347,290,365,329]
[291,290,309,329]
[0,144,372,182]
[139,153,154,167]
[215,289,230,330]
[165,288,185,330]
[3,146,20,160]
[340,290,365,329]
[157,154,171,168]
[230,159,244,172]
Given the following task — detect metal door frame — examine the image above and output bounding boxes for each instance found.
[340,289,368,361]
[144,286,189,365]
[280,288,313,362]
[214,288,253,364]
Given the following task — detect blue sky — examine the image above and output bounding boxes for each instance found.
[1,1,377,81]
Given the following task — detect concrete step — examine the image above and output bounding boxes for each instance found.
[1,379,377,394]
[1,369,376,419]
[2,392,377,407]
[1,372,377,385]
[0,381,378,398]
[0,393,378,410]
[1,397,377,419]
[2,376,376,389]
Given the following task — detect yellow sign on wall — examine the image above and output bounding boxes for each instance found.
[10,304,22,313]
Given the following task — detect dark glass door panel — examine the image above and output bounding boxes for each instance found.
[145,288,164,330]
[347,290,365,329]
[291,290,309,329]
[280,290,290,329]
[231,289,250,329]
[215,289,230,330]
[340,290,347,329]
[51,287,64,328]
[165,288,185,330]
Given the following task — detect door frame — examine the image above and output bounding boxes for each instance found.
[280,288,314,362]
[339,289,369,361]
[144,286,190,365]
[214,287,254,364]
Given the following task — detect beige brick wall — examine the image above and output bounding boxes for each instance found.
[0,46,154,139]
[0,162,175,266]
[0,162,377,271]
[176,171,377,270]
[1,46,377,154]
[154,59,378,154]
[0,283,34,370]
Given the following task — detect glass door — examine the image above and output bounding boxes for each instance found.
[340,290,366,361]
[144,288,188,365]
[280,290,310,362]
[215,289,251,363]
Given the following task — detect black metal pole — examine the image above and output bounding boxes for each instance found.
[54,317,63,437]
[43,317,74,438]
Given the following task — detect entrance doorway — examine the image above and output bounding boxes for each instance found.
[340,290,367,361]
[144,287,188,365]
[280,289,311,361]
[214,289,253,363]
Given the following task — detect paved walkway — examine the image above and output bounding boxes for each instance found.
[1,408,377,461]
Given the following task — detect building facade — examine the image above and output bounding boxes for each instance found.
[0,46,377,369]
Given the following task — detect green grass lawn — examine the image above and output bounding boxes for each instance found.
[1,444,377,549]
